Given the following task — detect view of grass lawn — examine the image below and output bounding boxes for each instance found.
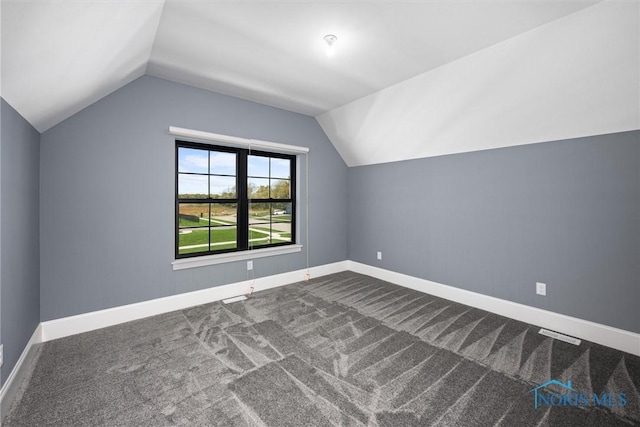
[253,214,291,223]
[178,227,280,254]
[212,218,236,225]
[178,207,291,255]
[179,243,236,254]
[271,215,291,223]
[178,217,212,227]
[249,229,291,247]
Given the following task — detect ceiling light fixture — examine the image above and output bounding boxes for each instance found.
[323,34,337,57]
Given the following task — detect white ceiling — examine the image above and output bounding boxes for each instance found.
[1,0,601,133]
[317,0,640,166]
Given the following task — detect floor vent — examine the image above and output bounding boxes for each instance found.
[223,295,248,304]
[539,328,581,346]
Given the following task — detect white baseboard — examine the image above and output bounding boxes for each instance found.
[41,261,350,342]
[348,261,640,357]
[37,259,639,357]
[0,325,42,422]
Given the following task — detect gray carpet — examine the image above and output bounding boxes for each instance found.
[5,271,640,426]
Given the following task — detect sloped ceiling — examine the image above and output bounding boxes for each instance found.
[318,0,640,166]
[1,0,601,135]
[1,0,164,132]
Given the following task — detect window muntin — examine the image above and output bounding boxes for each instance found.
[176,141,295,258]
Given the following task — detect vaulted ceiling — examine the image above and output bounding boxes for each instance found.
[2,0,602,134]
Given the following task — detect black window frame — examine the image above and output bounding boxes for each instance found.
[175,140,296,259]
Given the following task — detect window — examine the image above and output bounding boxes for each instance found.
[176,141,295,258]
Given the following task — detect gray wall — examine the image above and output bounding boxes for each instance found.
[40,76,348,321]
[1,99,41,385]
[348,131,640,333]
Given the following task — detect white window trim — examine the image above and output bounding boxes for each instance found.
[169,126,310,154]
[172,244,303,270]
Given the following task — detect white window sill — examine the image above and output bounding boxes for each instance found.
[172,244,303,270]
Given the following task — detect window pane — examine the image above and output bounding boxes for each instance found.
[178,203,210,255]
[248,155,269,177]
[178,228,211,255]
[210,176,236,198]
[272,202,292,218]
[270,179,290,199]
[178,174,208,198]
[248,177,270,199]
[210,203,237,251]
[249,202,270,224]
[178,147,208,174]
[209,226,237,251]
[178,203,210,228]
[210,203,237,225]
[210,151,236,176]
[271,158,290,179]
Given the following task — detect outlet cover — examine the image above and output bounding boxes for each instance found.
[377,251,382,260]
[536,282,546,296]
[0,344,3,367]
[247,260,253,271]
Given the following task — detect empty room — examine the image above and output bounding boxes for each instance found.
[1,0,638,426]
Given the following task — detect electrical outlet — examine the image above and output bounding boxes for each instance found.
[0,344,3,367]
[247,260,253,271]
[377,251,382,260]
[536,282,546,296]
